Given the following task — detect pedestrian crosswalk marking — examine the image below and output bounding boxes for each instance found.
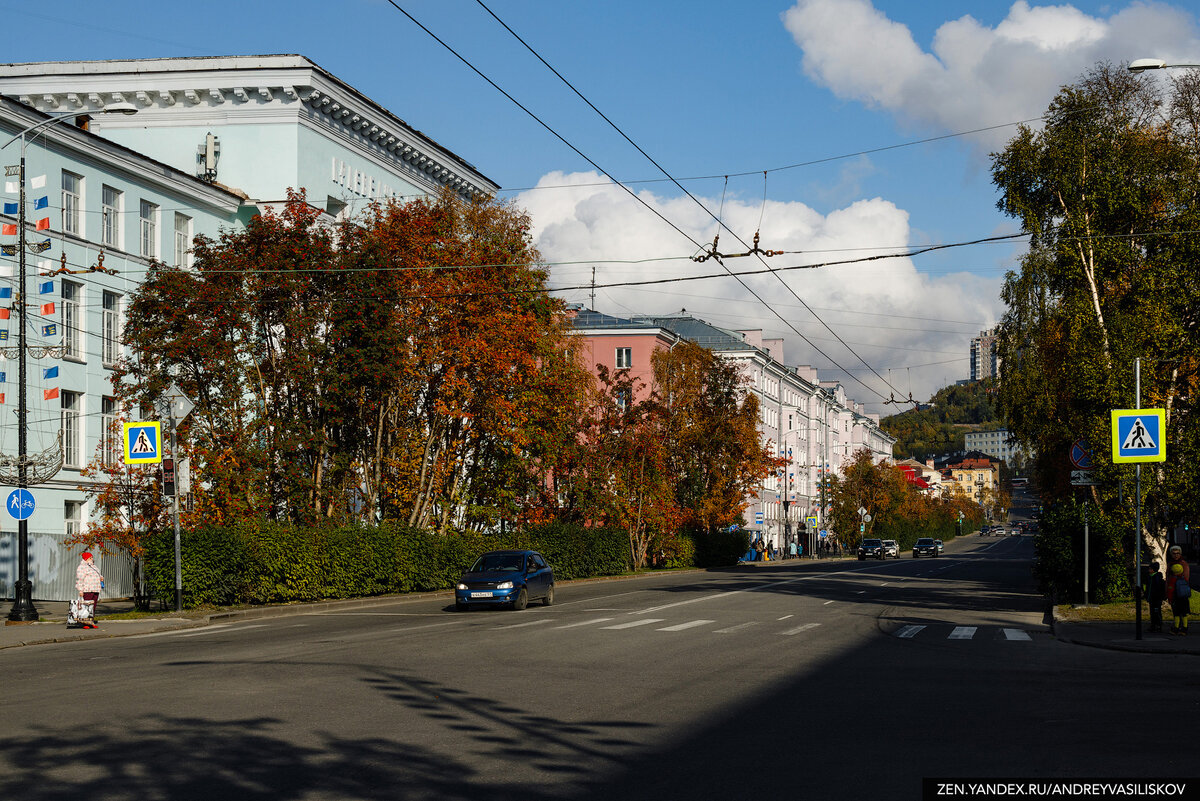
[494,619,552,630]
[657,620,716,632]
[895,625,926,638]
[555,617,613,629]
[1003,628,1031,641]
[602,619,664,630]
[780,622,821,636]
[948,626,977,640]
[714,622,759,634]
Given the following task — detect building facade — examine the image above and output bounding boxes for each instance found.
[970,327,999,382]
[571,309,895,555]
[963,428,1023,466]
[0,56,499,602]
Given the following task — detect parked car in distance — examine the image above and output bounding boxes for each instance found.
[913,537,938,558]
[858,538,885,560]
[882,539,900,559]
[934,539,944,554]
[455,549,555,612]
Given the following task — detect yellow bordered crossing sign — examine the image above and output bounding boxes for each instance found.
[1111,408,1166,464]
[124,421,163,464]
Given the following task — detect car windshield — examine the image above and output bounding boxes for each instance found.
[471,554,524,573]
[916,539,935,546]
[862,540,882,546]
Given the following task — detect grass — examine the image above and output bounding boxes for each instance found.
[1055,599,1165,622]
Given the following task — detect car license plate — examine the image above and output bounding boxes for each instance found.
[470,591,493,598]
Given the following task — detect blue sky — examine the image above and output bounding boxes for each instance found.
[7,0,1200,411]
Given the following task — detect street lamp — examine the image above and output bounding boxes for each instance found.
[1128,58,1200,72]
[4,102,137,623]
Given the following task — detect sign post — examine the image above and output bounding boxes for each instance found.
[1070,439,1096,604]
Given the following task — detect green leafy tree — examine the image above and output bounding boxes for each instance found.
[992,62,1200,577]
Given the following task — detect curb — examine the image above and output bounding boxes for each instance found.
[1049,608,1198,656]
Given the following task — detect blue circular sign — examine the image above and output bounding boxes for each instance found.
[7,488,35,520]
[1070,439,1094,470]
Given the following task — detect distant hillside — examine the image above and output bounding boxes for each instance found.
[881,380,1000,460]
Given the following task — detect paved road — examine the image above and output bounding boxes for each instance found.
[3,535,1194,800]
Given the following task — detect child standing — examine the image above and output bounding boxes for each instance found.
[1165,547,1190,636]
[1146,562,1166,633]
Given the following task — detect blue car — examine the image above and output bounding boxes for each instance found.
[455,550,555,611]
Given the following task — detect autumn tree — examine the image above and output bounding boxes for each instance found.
[992,62,1200,571]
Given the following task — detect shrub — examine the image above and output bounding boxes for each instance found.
[689,526,750,567]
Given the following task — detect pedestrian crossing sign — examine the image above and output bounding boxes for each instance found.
[1111,408,1165,463]
[123,421,162,464]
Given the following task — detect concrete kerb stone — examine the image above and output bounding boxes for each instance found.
[1049,607,1199,656]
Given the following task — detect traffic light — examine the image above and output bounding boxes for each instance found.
[161,457,176,498]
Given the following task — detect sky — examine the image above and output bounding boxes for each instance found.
[6,0,1200,414]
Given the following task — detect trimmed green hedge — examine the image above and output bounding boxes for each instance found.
[145,521,633,608]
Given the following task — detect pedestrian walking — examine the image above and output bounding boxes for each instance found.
[1165,545,1190,636]
[1146,562,1166,633]
[75,551,103,630]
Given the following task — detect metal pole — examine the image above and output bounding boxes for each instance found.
[6,150,36,623]
[1083,499,1089,605]
[1134,357,1142,641]
[170,408,182,611]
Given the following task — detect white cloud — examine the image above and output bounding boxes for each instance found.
[782,0,1200,152]
[518,172,1004,409]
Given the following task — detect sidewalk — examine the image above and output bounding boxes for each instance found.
[1050,608,1200,655]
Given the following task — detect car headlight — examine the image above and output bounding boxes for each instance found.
[457,583,468,590]
[496,581,514,590]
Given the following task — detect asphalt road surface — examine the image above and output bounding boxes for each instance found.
[3,533,1195,800]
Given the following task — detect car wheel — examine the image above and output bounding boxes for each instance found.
[512,588,528,611]
[542,584,555,606]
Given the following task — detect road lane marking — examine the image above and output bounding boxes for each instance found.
[657,620,716,632]
[714,622,759,634]
[778,615,794,621]
[780,623,821,636]
[1003,628,1032,641]
[602,619,664,630]
[948,626,977,640]
[387,621,470,633]
[895,625,925,638]
[493,619,553,630]
[174,624,268,638]
[554,617,614,629]
[823,601,834,605]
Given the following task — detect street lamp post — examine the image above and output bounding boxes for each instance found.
[4,102,136,623]
[1128,59,1200,72]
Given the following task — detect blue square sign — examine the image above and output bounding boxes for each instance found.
[1111,409,1165,463]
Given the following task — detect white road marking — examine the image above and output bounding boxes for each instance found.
[657,619,716,632]
[174,624,268,638]
[778,614,794,621]
[823,600,835,605]
[895,625,925,638]
[602,619,664,630]
[714,622,759,634]
[387,621,470,633]
[493,619,553,630]
[554,617,614,629]
[948,626,977,640]
[1003,628,1032,641]
[780,622,821,636]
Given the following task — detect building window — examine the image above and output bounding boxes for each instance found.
[65,500,83,539]
[62,391,81,468]
[61,171,82,235]
[101,396,118,467]
[140,200,158,258]
[102,291,120,366]
[615,387,632,412]
[62,280,83,360]
[615,347,632,369]
[174,212,191,267]
[101,185,121,248]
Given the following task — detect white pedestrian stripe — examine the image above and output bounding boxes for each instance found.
[780,622,821,636]
[714,622,760,634]
[948,626,977,640]
[554,617,613,629]
[174,624,268,638]
[602,619,665,630]
[1003,628,1031,641]
[657,619,716,632]
[895,625,925,638]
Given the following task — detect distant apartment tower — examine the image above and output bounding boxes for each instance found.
[971,328,1000,381]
